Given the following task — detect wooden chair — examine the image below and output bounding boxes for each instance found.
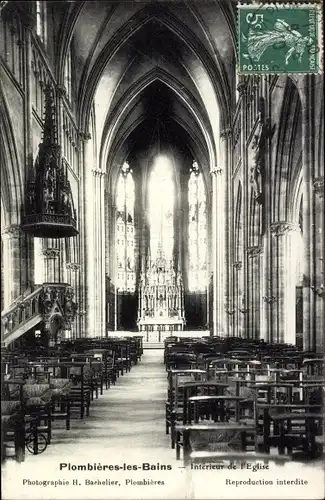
[1,380,25,463]
[182,381,229,425]
[272,412,323,458]
[175,422,256,465]
[166,369,207,448]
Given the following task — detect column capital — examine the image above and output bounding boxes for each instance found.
[247,245,263,257]
[233,261,242,270]
[237,80,248,95]
[270,221,300,236]
[252,75,261,90]
[220,128,232,139]
[42,248,61,259]
[56,84,67,98]
[79,131,92,142]
[313,176,324,197]
[91,168,105,177]
[210,166,224,176]
[66,263,81,271]
[2,224,22,238]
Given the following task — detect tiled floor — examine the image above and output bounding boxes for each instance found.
[2,349,324,500]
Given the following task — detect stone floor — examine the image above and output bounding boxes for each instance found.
[2,349,324,500]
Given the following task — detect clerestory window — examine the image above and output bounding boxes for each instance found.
[115,162,135,292]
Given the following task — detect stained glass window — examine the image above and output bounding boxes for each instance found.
[64,43,72,101]
[148,156,174,260]
[116,162,135,292]
[188,161,207,291]
[36,1,47,44]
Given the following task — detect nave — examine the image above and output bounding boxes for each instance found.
[2,337,324,500]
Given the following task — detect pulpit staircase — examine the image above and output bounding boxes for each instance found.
[1,283,77,348]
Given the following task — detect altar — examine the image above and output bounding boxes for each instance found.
[137,244,185,336]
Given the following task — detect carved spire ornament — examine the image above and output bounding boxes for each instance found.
[22,83,78,238]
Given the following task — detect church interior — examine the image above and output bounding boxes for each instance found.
[1,0,324,492]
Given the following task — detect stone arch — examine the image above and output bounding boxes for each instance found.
[272,78,302,222]
[102,70,215,177]
[78,6,230,133]
[0,86,23,224]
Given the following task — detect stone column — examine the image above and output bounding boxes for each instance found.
[91,168,106,337]
[66,263,81,338]
[221,128,233,336]
[23,21,35,289]
[233,261,243,337]
[297,76,324,352]
[237,79,248,341]
[247,245,263,339]
[78,131,91,337]
[99,170,106,337]
[42,247,61,283]
[312,177,324,352]
[210,166,226,336]
[110,201,117,331]
[82,133,95,336]
[1,224,28,308]
[270,222,300,345]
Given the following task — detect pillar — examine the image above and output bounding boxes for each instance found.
[269,222,300,345]
[82,134,95,336]
[66,263,81,338]
[297,76,324,353]
[312,177,324,352]
[233,261,243,337]
[237,79,248,339]
[91,168,106,337]
[42,246,61,283]
[247,245,263,339]
[1,224,28,308]
[210,166,226,336]
[78,131,91,337]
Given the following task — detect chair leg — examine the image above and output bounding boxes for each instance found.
[66,401,70,431]
[171,412,176,449]
[176,431,181,460]
[15,421,25,463]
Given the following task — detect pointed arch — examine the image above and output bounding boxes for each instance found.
[0,86,23,224]
[272,78,302,221]
[78,6,230,132]
[101,69,217,181]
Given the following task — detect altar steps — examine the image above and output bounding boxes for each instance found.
[144,342,164,349]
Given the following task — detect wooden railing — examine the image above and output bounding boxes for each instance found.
[1,283,76,344]
[1,286,43,339]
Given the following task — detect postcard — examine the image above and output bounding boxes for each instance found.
[1,1,324,499]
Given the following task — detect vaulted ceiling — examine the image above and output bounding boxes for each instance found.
[55,0,237,176]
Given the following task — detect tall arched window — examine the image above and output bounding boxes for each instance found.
[148,156,174,260]
[188,161,207,291]
[116,162,135,292]
[64,43,72,102]
[36,1,47,44]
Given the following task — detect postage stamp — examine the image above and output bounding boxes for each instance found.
[238,3,323,74]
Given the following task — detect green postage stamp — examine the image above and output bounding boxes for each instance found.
[238,3,323,74]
